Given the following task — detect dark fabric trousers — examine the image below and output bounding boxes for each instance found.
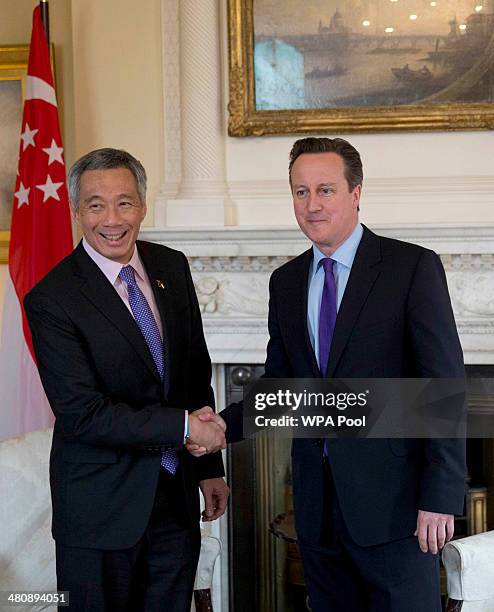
[56,470,201,612]
[298,459,442,612]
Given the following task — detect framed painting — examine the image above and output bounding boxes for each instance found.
[0,46,29,264]
[228,0,494,135]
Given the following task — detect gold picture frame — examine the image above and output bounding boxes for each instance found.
[227,0,494,137]
[0,230,9,264]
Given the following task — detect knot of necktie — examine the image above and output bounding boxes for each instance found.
[321,258,335,273]
[119,265,136,287]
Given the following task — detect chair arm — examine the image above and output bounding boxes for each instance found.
[442,531,494,602]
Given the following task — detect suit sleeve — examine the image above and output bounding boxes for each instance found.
[181,253,224,480]
[24,290,186,451]
[406,250,466,515]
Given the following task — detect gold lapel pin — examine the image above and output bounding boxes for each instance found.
[155,279,165,290]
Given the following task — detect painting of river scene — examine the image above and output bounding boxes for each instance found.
[0,80,22,231]
[253,0,494,110]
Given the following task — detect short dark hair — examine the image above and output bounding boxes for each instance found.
[288,137,363,191]
[68,148,147,210]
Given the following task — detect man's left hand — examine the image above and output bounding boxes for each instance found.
[414,509,454,554]
[199,477,230,521]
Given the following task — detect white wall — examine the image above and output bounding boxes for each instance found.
[223,132,494,226]
[226,131,494,182]
[70,0,163,226]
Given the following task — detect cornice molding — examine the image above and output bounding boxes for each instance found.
[227,176,494,198]
[140,223,494,256]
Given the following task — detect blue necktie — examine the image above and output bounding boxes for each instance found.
[119,265,178,475]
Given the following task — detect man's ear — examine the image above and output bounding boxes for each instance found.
[353,184,362,210]
[71,205,80,225]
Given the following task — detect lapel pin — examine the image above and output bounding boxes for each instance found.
[155,279,165,290]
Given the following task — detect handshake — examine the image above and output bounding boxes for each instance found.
[186,406,226,456]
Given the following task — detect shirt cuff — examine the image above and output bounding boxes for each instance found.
[184,410,189,444]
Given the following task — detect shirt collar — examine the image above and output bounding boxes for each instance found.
[311,222,363,275]
[82,238,146,286]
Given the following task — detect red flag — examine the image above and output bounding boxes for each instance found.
[9,5,73,359]
[0,6,73,440]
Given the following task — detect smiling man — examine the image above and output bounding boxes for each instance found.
[24,148,229,612]
[75,165,145,263]
[220,137,466,612]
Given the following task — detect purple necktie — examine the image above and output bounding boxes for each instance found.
[319,259,337,458]
[318,258,337,377]
[119,265,178,475]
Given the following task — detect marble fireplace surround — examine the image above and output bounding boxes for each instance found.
[140,223,494,366]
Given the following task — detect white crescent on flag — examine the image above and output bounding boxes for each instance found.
[25,75,58,107]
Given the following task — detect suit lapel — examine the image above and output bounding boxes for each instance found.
[327,226,382,377]
[71,242,162,383]
[286,249,320,377]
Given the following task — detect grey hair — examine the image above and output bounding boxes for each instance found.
[67,148,147,210]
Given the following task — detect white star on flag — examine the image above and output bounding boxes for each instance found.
[15,182,30,208]
[20,123,39,151]
[42,139,64,166]
[36,175,64,203]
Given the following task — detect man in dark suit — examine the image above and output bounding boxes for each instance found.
[219,138,466,611]
[24,148,228,612]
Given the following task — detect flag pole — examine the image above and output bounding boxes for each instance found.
[39,0,50,45]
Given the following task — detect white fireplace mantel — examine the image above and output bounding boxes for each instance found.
[140,223,494,365]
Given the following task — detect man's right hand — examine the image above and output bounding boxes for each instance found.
[193,406,226,432]
[188,408,226,454]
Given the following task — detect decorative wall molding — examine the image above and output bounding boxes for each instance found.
[156,174,494,227]
[442,254,494,270]
[160,0,182,191]
[158,0,232,227]
[190,256,291,274]
[228,176,494,199]
[226,175,494,225]
[178,0,225,189]
[142,224,494,255]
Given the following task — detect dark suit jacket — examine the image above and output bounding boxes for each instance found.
[24,240,224,550]
[223,226,466,547]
